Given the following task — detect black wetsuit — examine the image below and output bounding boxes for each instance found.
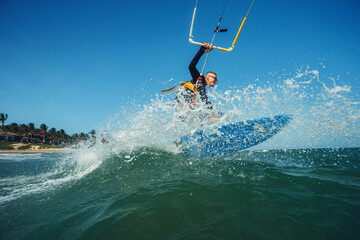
[175,46,213,110]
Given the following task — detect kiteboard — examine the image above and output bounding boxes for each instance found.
[179,115,292,157]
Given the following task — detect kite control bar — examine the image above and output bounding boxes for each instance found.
[189,18,247,52]
[188,0,253,52]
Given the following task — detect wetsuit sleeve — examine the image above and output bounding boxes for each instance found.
[198,85,213,109]
[189,46,206,83]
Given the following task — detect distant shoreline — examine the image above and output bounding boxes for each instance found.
[0,148,75,154]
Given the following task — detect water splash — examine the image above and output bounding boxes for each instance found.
[60,66,359,173]
[0,153,94,204]
[96,66,359,155]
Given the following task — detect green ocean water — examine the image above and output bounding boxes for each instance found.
[1,148,359,240]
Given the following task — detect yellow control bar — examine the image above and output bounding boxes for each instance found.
[232,17,247,47]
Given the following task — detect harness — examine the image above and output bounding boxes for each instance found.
[180,82,199,110]
[161,80,201,111]
[161,81,198,96]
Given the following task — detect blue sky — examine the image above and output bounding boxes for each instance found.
[1,0,359,135]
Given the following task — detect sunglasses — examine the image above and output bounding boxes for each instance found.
[209,76,218,81]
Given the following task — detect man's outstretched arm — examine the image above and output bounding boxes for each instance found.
[188,43,213,82]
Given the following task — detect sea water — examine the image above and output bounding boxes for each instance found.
[1,67,359,239]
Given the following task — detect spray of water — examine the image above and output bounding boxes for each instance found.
[95,66,358,156]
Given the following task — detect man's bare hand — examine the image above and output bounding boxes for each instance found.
[203,42,213,53]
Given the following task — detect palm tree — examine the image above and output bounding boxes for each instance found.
[28,123,35,131]
[19,124,29,135]
[79,133,88,141]
[48,128,56,134]
[71,133,79,143]
[57,129,69,144]
[89,130,96,140]
[28,123,35,142]
[0,113,8,127]
[40,124,48,143]
[9,123,19,133]
[48,128,56,144]
[18,124,29,142]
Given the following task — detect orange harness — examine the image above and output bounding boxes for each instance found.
[161,81,200,111]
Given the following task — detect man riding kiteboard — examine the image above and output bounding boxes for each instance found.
[174,43,221,124]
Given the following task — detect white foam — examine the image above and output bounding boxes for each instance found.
[0,151,103,205]
[326,85,351,94]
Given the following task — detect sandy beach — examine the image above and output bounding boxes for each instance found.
[0,142,76,154]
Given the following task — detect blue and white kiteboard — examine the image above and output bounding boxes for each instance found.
[179,115,292,157]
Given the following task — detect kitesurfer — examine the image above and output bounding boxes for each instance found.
[175,43,221,123]
[175,43,216,108]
